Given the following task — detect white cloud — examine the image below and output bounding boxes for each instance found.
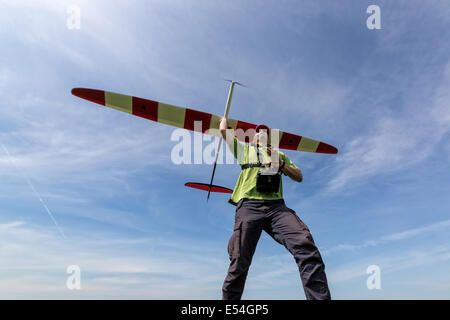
[0,220,226,299]
[381,220,450,242]
[328,244,450,286]
[323,218,450,255]
[322,1,450,192]
[327,60,450,192]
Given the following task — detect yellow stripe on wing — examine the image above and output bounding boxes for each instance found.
[105,92,132,114]
[297,136,320,152]
[157,103,186,128]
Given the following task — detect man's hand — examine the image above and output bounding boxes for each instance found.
[263,147,281,167]
[220,117,228,139]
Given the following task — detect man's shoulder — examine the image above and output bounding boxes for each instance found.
[278,150,298,168]
[278,150,288,158]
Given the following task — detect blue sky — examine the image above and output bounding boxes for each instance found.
[1,0,450,299]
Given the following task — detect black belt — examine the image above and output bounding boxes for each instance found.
[240,163,262,170]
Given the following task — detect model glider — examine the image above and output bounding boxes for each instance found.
[71,83,338,200]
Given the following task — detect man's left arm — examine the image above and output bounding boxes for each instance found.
[266,148,303,182]
[280,157,303,182]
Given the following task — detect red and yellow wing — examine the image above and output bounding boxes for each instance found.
[71,88,338,154]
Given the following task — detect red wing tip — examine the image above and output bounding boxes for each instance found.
[71,88,83,96]
[71,88,106,105]
[316,142,338,154]
[327,146,338,154]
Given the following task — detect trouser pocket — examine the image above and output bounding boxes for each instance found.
[227,221,242,258]
[285,206,310,232]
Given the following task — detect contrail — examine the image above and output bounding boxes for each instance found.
[1,142,66,239]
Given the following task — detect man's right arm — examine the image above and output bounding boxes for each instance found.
[220,117,246,162]
[219,117,228,139]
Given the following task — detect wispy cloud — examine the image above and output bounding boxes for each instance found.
[0,220,226,299]
[327,60,450,192]
[324,218,450,255]
[328,244,450,286]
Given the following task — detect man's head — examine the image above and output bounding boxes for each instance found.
[253,124,270,146]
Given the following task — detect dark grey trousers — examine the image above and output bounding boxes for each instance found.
[222,199,331,300]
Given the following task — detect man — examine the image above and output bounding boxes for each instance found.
[220,117,331,300]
